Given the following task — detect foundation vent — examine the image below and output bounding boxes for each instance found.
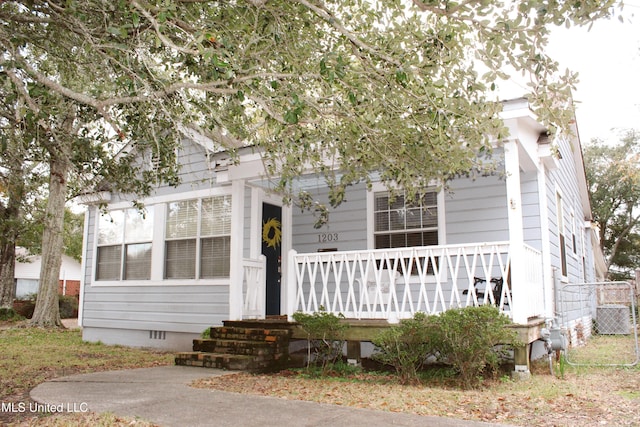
[149,330,167,340]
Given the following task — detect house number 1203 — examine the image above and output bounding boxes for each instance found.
[318,233,339,243]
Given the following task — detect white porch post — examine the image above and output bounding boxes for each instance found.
[228,179,246,320]
[504,140,528,325]
[286,249,297,320]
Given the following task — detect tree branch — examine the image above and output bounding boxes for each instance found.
[294,0,401,67]
[130,0,201,56]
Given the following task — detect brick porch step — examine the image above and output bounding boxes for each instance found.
[193,338,285,355]
[174,323,292,372]
[209,326,291,341]
[175,351,257,370]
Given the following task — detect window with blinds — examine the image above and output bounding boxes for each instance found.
[96,207,154,281]
[164,195,231,279]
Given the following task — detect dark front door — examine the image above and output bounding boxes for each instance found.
[261,203,282,316]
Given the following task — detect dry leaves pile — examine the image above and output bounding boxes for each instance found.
[192,366,640,426]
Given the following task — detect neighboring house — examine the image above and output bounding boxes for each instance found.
[14,247,82,299]
[77,98,606,374]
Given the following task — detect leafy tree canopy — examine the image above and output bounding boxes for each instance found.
[584,130,640,280]
[17,206,84,262]
[0,0,621,210]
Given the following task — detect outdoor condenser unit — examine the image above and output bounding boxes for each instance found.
[596,304,631,335]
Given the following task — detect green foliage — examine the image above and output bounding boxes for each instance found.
[1,0,622,227]
[201,327,211,339]
[372,307,522,388]
[555,352,567,379]
[16,207,84,263]
[372,312,435,385]
[292,310,348,374]
[58,295,79,319]
[428,306,522,389]
[12,294,78,319]
[12,298,35,318]
[584,130,640,279]
[0,308,22,321]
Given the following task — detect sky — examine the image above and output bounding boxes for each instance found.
[546,6,640,144]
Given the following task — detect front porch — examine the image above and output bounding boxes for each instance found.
[241,241,546,326]
[281,242,547,375]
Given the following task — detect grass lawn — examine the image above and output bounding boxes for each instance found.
[0,321,172,426]
[1,320,639,427]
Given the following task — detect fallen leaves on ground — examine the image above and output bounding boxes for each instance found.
[192,367,640,427]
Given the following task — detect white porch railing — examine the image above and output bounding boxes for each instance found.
[242,256,266,319]
[287,242,544,323]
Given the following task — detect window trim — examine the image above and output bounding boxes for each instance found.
[555,189,568,279]
[366,183,446,282]
[163,195,232,280]
[95,207,154,282]
[367,182,446,250]
[91,187,233,287]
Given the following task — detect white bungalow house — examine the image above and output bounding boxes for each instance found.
[15,247,82,299]
[77,98,605,372]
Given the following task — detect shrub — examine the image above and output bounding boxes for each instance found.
[12,298,36,318]
[0,308,23,321]
[59,295,79,319]
[12,294,79,319]
[292,310,348,374]
[372,312,435,385]
[429,306,522,389]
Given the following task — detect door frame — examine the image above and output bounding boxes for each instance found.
[250,187,291,316]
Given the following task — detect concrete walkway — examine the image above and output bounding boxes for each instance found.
[30,366,517,427]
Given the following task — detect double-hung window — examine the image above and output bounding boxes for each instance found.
[96,207,154,281]
[164,195,231,279]
[374,191,439,249]
[373,190,439,274]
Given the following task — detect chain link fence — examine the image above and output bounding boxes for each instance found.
[557,281,639,366]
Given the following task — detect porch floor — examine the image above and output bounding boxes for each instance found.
[232,317,546,344]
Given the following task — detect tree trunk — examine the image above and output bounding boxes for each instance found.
[30,132,73,327]
[0,242,17,311]
[0,160,24,312]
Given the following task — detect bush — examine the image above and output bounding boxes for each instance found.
[372,312,435,385]
[429,306,522,389]
[12,298,36,318]
[372,307,522,388]
[292,310,349,374]
[0,308,23,321]
[59,295,79,319]
[13,294,79,319]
